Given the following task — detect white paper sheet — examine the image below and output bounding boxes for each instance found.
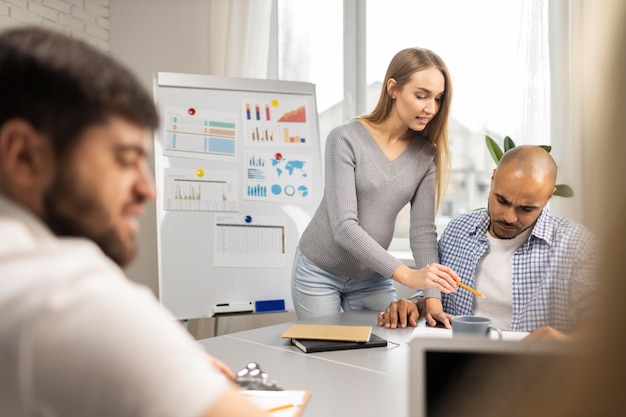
[240,390,310,416]
[407,326,530,343]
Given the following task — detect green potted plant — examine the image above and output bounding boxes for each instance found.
[485,135,574,197]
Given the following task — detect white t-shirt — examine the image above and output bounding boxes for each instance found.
[473,227,532,330]
[0,196,229,417]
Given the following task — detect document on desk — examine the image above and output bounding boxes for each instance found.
[407,326,530,343]
[240,389,311,416]
[409,326,451,339]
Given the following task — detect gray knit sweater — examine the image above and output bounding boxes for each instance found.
[299,119,439,286]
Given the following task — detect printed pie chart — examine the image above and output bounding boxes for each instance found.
[297,186,309,197]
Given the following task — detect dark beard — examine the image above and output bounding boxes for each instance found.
[490,222,517,239]
[43,171,135,267]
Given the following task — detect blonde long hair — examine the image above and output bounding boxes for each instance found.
[361,48,452,212]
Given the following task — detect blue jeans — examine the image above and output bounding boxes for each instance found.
[291,247,397,320]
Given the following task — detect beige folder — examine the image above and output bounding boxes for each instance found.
[281,324,372,342]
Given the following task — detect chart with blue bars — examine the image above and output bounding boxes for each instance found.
[245,151,312,202]
[165,109,237,157]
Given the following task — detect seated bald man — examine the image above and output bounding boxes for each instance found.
[379,145,597,340]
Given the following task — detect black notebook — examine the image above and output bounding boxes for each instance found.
[291,333,387,353]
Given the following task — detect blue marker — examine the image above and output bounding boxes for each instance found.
[244,215,252,223]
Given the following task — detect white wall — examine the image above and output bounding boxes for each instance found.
[109,0,211,90]
[109,0,212,295]
[109,0,297,338]
[0,0,109,49]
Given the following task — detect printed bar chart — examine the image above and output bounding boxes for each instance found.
[283,127,306,143]
[247,184,267,197]
[166,177,238,212]
[166,111,236,156]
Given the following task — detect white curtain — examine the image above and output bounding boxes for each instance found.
[549,0,584,222]
[209,0,273,78]
[511,0,586,222]
[515,0,551,145]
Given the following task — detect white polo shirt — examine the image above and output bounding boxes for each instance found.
[0,195,229,417]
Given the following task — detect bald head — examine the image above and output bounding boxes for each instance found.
[496,145,557,188]
[488,145,557,239]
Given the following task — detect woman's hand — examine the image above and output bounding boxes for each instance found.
[392,263,459,293]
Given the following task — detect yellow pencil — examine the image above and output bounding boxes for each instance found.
[266,403,295,413]
[457,281,487,299]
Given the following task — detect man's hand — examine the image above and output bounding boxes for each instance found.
[424,297,453,329]
[525,320,596,341]
[205,353,235,381]
[378,296,424,328]
[524,326,569,341]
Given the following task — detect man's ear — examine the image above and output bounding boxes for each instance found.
[0,119,55,199]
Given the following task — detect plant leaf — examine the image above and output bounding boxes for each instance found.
[503,136,516,152]
[538,145,552,153]
[554,184,574,197]
[485,135,504,164]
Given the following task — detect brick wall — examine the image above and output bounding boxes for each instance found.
[0,0,109,51]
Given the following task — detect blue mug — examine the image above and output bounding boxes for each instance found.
[451,315,503,340]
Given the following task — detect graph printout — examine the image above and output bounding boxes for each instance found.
[214,215,287,268]
[244,150,312,203]
[164,168,239,212]
[164,107,237,159]
[241,98,311,147]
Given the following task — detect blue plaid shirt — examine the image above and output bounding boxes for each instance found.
[440,208,597,332]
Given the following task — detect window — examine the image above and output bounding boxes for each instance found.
[277,0,344,146]
[277,0,550,240]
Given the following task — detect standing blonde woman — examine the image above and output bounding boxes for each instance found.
[292,48,459,320]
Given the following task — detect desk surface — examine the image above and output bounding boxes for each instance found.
[199,309,416,417]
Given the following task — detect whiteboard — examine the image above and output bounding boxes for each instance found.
[153,72,323,319]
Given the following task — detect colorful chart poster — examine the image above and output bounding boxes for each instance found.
[164,107,238,159]
[163,168,239,212]
[241,98,311,147]
[244,150,312,203]
[214,215,288,268]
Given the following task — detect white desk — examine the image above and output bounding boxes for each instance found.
[199,309,415,416]
[198,309,532,416]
